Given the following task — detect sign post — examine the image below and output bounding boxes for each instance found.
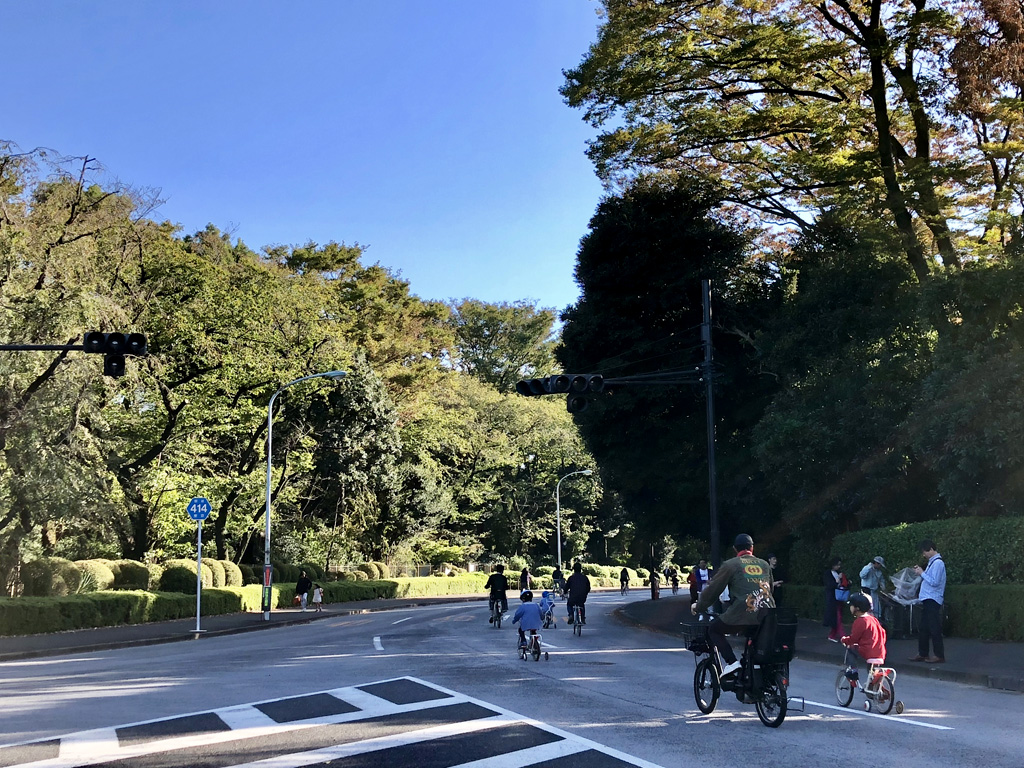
[187,497,212,633]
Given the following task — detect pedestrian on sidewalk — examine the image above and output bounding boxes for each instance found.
[910,539,946,663]
[295,570,313,612]
[859,556,887,601]
[312,583,324,612]
[688,558,713,604]
[519,567,532,592]
[824,558,848,642]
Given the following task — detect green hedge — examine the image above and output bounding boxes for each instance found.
[0,589,247,636]
[21,558,81,596]
[75,560,116,591]
[791,516,1024,587]
[221,560,244,587]
[782,584,1024,641]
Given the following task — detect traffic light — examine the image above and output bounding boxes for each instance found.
[566,374,604,413]
[514,374,605,413]
[83,331,147,378]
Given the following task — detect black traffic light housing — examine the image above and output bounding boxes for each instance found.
[514,374,605,413]
[83,331,147,378]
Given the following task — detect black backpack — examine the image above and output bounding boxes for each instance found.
[752,608,797,664]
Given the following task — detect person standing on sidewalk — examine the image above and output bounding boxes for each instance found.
[859,556,887,602]
[295,570,313,612]
[824,558,848,642]
[910,540,946,663]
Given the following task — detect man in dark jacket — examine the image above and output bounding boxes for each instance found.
[691,534,775,677]
[565,561,591,623]
[295,570,313,612]
[484,564,510,621]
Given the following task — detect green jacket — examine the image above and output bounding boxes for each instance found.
[694,554,775,625]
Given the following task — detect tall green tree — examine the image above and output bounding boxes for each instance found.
[559,174,780,549]
[447,299,558,392]
[563,0,1024,278]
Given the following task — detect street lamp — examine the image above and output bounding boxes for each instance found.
[555,469,593,571]
[262,370,347,620]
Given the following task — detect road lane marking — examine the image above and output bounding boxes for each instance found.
[392,617,412,625]
[803,699,953,729]
[373,636,384,650]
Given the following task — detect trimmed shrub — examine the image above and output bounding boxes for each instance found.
[21,558,81,596]
[533,566,554,577]
[357,562,380,580]
[299,562,325,580]
[350,570,368,581]
[74,560,116,591]
[339,571,356,581]
[372,561,390,578]
[238,564,257,585]
[580,562,604,578]
[112,560,150,590]
[201,558,226,587]
[146,563,164,590]
[159,566,197,593]
[221,560,244,587]
[163,558,212,587]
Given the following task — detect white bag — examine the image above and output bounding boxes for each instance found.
[890,567,921,601]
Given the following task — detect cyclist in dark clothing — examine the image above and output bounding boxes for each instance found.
[565,561,591,623]
[485,565,510,622]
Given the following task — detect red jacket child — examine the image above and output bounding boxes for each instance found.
[841,596,887,662]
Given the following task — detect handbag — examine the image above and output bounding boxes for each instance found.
[835,588,850,602]
[293,595,302,606]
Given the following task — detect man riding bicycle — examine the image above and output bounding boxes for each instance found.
[565,561,591,624]
[690,533,775,677]
[485,564,509,622]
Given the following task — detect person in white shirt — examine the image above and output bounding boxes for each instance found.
[910,540,946,663]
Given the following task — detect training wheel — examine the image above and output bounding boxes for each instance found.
[894,701,905,715]
[863,701,871,711]
[544,652,550,660]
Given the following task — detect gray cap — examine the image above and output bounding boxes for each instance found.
[873,556,886,567]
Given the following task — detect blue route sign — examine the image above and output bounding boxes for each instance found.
[187,497,211,521]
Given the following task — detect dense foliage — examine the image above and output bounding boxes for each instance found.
[0,146,601,592]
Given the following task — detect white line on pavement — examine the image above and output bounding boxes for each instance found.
[391,617,412,624]
[803,699,953,730]
[373,636,384,650]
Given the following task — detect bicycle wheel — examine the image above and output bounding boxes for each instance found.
[755,670,788,728]
[835,670,855,707]
[693,658,720,714]
[495,610,502,629]
[532,639,542,661]
[873,676,895,715]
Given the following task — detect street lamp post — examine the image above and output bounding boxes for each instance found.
[555,469,593,571]
[263,370,347,620]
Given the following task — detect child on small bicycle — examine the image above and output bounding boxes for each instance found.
[513,590,544,648]
[841,593,887,687]
[539,590,555,627]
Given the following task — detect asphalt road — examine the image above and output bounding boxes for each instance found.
[1,593,1021,768]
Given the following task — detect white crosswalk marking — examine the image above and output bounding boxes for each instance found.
[0,676,666,768]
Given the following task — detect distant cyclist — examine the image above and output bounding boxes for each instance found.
[565,561,591,624]
[620,567,630,594]
[485,564,510,623]
[551,564,565,595]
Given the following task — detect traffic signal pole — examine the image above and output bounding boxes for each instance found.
[701,279,721,569]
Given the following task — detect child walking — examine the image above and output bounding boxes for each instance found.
[312,583,324,613]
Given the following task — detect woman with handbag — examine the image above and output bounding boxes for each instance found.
[823,557,848,642]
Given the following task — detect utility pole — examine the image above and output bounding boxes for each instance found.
[701,279,721,568]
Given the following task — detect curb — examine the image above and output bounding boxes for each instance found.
[611,606,1024,694]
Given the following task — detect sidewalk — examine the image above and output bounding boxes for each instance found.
[616,595,1024,693]
[0,595,487,662]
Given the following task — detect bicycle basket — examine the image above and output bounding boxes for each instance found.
[681,621,711,654]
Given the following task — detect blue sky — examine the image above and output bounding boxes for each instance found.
[5,1,604,311]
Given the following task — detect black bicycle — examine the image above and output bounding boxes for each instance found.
[490,598,503,628]
[685,611,798,728]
